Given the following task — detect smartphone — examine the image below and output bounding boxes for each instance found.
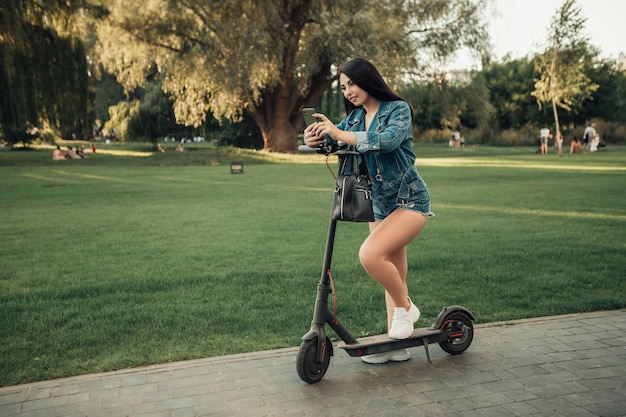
[302,108,320,127]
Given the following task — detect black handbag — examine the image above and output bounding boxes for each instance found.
[328,152,374,222]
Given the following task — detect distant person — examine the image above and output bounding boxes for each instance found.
[583,123,596,150]
[570,137,582,154]
[452,130,461,148]
[554,132,563,156]
[66,146,80,159]
[539,127,552,155]
[175,143,185,152]
[91,144,97,153]
[52,146,66,160]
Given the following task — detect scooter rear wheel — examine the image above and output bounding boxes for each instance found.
[438,311,473,354]
[296,337,331,383]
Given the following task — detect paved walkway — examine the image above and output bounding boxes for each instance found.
[1,310,625,417]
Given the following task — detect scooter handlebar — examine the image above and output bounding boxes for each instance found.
[298,141,354,156]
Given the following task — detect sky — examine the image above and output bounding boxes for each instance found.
[451,0,626,69]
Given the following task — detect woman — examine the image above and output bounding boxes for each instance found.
[539,127,551,155]
[304,58,434,364]
[570,137,582,154]
[554,132,563,156]
[52,145,66,160]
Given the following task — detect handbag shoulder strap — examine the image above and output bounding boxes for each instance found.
[326,152,369,180]
[357,155,370,178]
[325,154,338,181]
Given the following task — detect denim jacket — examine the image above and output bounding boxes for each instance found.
[332,100,420,202]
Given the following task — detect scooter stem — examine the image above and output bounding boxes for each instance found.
[302,218,358,346]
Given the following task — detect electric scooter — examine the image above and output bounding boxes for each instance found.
[296,147,475,384]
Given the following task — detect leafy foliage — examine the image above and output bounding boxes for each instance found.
[401,73,494,139]
[4,0,623,149]
[0,0,92,144]
[483,57,542,130]
[578,60,626,125]
[92,0,490,152]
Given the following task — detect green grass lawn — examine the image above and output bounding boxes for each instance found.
[1,142,624,386]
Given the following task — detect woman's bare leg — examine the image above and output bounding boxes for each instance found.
[360,210,428,313]
[384,247,408,329]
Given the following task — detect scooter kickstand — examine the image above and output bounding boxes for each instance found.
[423,337,432,364]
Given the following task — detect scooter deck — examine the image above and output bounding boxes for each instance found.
[337,327,443,357]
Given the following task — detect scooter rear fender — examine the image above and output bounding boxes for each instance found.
[429,305,475,330]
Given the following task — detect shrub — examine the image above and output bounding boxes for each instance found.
[495,125,537,146]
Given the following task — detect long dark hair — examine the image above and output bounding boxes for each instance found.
[338,57,407,115]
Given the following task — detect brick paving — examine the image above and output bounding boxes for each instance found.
[1,310,624,417]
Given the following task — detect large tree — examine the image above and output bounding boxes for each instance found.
[0,0,92,144]
[93,0,489,152]
[532,0,598,137]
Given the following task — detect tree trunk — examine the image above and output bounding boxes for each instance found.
[248,78,325,153]
[549,50,561,137]
[248,104,299,153]
[246,43,332,153]
[551,98,560,137]
[262,115,299,153]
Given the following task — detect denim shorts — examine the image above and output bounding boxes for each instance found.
[373,175,435,221]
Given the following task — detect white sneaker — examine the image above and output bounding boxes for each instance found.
[388,301,420,339]
[361,348,411,364]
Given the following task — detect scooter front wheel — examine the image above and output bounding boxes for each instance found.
[438,311,474,354]
[296,337,331,383]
